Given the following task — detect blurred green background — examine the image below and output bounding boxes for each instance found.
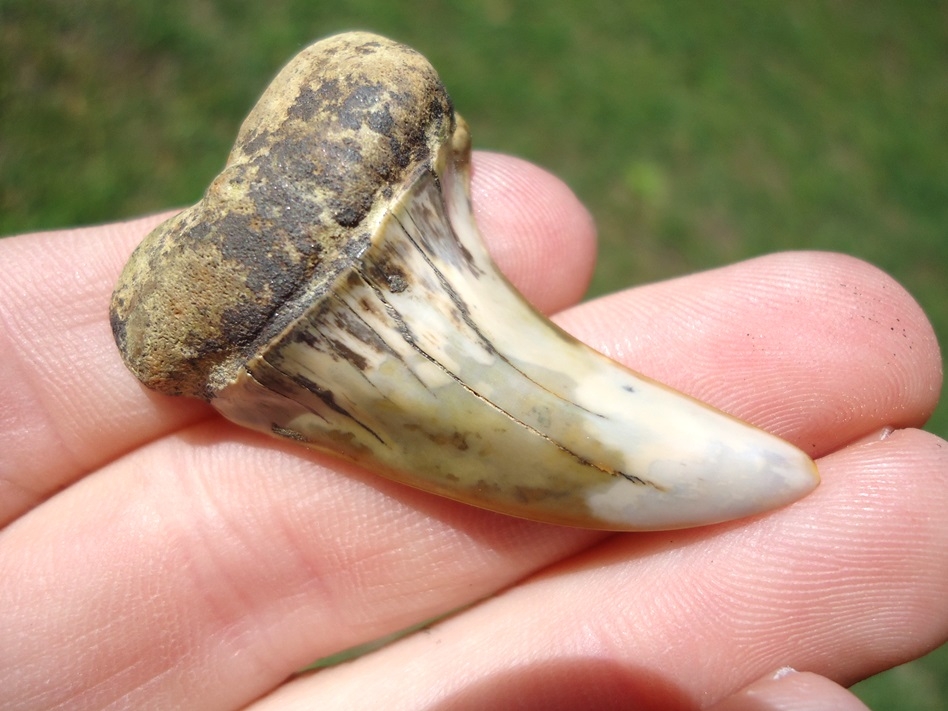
[1,1,945,707]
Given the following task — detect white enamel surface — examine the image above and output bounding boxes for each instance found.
[213,161,818,530]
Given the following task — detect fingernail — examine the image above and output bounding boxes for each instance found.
[852,426,896,446]
[769,666,797,680]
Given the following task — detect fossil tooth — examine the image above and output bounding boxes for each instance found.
[110,31,819,530]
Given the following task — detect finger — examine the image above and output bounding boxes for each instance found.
[0,421,604,711]
[556,251,942,457]
[0,212,212,527]
[2,254,940,708]
[471,151,597,312]
[709,668,871,711]
[245,428,948,709]
[0,152,595,526]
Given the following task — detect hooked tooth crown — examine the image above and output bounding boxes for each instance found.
[110,31,819,530]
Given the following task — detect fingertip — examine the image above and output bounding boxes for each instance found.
[553,250,942,452]
[470,151,597,314]
[709,668,871,711]
[811,252,943,424]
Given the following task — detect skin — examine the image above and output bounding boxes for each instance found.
[0,152,945,710]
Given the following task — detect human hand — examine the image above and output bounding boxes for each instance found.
[1,153,944,710]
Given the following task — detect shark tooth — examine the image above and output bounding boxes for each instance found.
[109,31,819,530]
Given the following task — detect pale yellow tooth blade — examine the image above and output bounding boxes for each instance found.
[110,31,819,531]
[213,169,818,531]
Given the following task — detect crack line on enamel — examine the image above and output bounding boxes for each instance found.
[335,298,435,394]
[253,357,387,445]
[292,319,386,395]
[355,254,656,488]
[243,367,332,427]
[392,189,605,421]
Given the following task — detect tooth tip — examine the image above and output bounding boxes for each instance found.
[580,437,820,530]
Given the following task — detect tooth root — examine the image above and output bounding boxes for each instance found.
[110,31,819,531]
[213,163,818,530]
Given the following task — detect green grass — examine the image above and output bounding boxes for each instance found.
[2,1,946,707]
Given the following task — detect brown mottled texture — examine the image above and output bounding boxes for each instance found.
[110,32,454,399]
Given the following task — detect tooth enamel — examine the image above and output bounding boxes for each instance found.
[110,31,819,530]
